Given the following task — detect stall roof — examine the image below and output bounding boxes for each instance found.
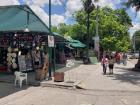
[69,39,86,48]
[52,32,68,43]
[64,36,86,48]
[0,5,50,33]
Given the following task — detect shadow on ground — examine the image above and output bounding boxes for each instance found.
[0,82,30,98]
[106,66,140,86]
[0,72,39,99]
[0,60,83,98]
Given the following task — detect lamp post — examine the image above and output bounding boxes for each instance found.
[48,0,55,79]
[83,0,95,58]
[133,34,136,54]
[48,0,52,79]
[95,5,100,60]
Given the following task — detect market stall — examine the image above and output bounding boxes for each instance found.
[0,5,50,74]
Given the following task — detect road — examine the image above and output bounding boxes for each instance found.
[0,60,140,105]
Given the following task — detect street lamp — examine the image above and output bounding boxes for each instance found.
[133,34,136,54]
[95,5,100,60]
[48,0,56,79]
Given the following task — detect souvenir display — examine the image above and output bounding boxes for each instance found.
[7,47,18,72]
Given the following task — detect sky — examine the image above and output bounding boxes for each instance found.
[0,0,140,37]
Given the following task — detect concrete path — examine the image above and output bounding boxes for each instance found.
[0,61,140,105]
[84,62,140,91]
[64,61,140,91]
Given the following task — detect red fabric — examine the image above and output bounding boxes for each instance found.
[0,66,7,72]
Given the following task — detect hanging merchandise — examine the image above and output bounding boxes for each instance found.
[18,55,26,72]
[7,47,18,72]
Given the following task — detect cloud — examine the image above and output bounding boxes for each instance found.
[51,14,65,26]
[94,0,116,9]
[23,0,63,7]
[65,0,83,17]
[129,22,140,37]
[127,7,140,37]
[23,0,65,26]
[31,5,49,26]
[31,5,65,26]
[0,0,19,6]
[64,0,122,18]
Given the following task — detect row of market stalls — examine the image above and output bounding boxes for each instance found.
[0,5,86,73]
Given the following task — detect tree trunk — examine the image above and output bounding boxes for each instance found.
[135,50,140,71]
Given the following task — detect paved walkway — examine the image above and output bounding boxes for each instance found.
[84,62,140,91]
[63,61,140,91]
[0,60,140,105]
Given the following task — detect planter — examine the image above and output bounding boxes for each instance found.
[35,69,45,81]
[54,72,64,82]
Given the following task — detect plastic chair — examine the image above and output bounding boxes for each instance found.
[14,71,27,88]
[66,59,75,67]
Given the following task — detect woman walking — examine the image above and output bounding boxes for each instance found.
[101,55,108,75]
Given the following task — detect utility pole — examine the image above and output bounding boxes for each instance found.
[95,5,100,60]
[133,34,136,54]
[48,0,56,79]
[48,0,52,79]
[87,10,90,57]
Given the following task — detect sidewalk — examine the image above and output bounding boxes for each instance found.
[84,62,140,91]
[41,61,140,91]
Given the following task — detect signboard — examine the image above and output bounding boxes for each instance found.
[18,55,26,72]
[94,36,99,51]
[48,35,54,47]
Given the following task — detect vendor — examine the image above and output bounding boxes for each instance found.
[34,47,41,68]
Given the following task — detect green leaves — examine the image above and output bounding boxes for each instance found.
[51,6,132,52]
[125,0,140,12]
[133,30,140,51]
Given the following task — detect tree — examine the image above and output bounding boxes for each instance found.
[51,26,58,33]
[73,7,131,52]
[133,30,140,51]
[125,0,140,69]
[57,23,68,35]
[125,0,140,11]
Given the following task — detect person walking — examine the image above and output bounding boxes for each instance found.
[108,55,115,74]
[101,55,108,75]
[122,53,127,66]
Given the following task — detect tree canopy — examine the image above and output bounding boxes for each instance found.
[125,0,140,12]
[52,7,132,52]
[133,30,140,51]
[73,7,132,52]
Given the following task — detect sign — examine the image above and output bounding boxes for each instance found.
[94,36,99,51]
[18,55,26,72]
[48,35,54,47]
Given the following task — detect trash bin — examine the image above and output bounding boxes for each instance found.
[35,69,45,81]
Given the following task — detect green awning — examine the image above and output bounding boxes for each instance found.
[52,32,68,43]
[0,5,50,33]
[69,39,86,48]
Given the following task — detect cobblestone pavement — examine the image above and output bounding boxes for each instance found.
[0,61,140,105]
